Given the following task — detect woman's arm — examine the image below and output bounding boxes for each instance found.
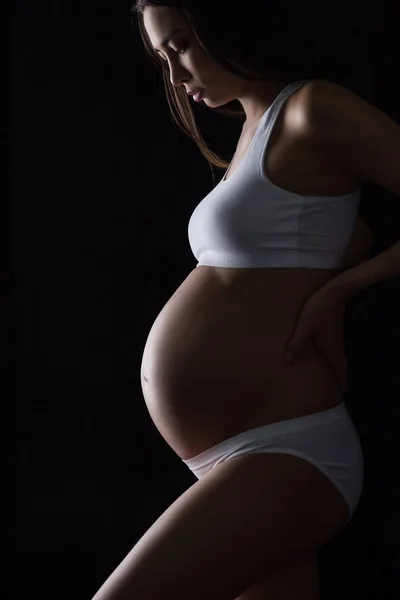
[340,216,374,271]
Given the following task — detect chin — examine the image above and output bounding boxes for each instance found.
[202,95,235,108]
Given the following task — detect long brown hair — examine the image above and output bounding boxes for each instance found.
[131,1,332,172]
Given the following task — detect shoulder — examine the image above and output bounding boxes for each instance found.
[290,78,346,133]
[289,79,356,167]
[280,78,333,144]
[282,79,364,187]
[297,79,400,196]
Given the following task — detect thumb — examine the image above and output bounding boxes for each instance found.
[283,350,295,365]
[283,311,308,363]
[283,334,303,364]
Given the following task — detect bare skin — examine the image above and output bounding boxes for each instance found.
[143,5,295,125]
[90,8,372,600]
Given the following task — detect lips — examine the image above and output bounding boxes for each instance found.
[187,88,203,96]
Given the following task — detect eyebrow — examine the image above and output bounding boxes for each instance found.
[154,27,185,53]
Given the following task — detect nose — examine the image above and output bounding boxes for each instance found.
[170,72,189,88]
[166,61,189,89]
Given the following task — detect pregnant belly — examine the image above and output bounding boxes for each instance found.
[140,267,343,460]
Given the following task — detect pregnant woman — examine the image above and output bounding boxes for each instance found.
[92,3,400,599]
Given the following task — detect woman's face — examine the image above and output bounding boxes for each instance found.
[143,5,288,121]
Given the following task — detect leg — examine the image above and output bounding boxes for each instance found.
[91,452,349,600]
[235,551,320,600]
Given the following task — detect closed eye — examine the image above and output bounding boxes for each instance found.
[157,45,187,62]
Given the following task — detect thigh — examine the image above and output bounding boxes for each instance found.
[235,551,320,600]
[91,453,349,600]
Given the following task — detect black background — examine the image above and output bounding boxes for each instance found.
[15,1,400,599]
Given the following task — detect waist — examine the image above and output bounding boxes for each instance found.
[140,265,344,457]
[142,265,342,382]
[194,264,341,290]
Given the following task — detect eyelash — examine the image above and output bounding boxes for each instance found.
[158,45,187,62]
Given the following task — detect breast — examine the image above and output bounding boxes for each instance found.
[140,266,344,460]
[139,83,354,461]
